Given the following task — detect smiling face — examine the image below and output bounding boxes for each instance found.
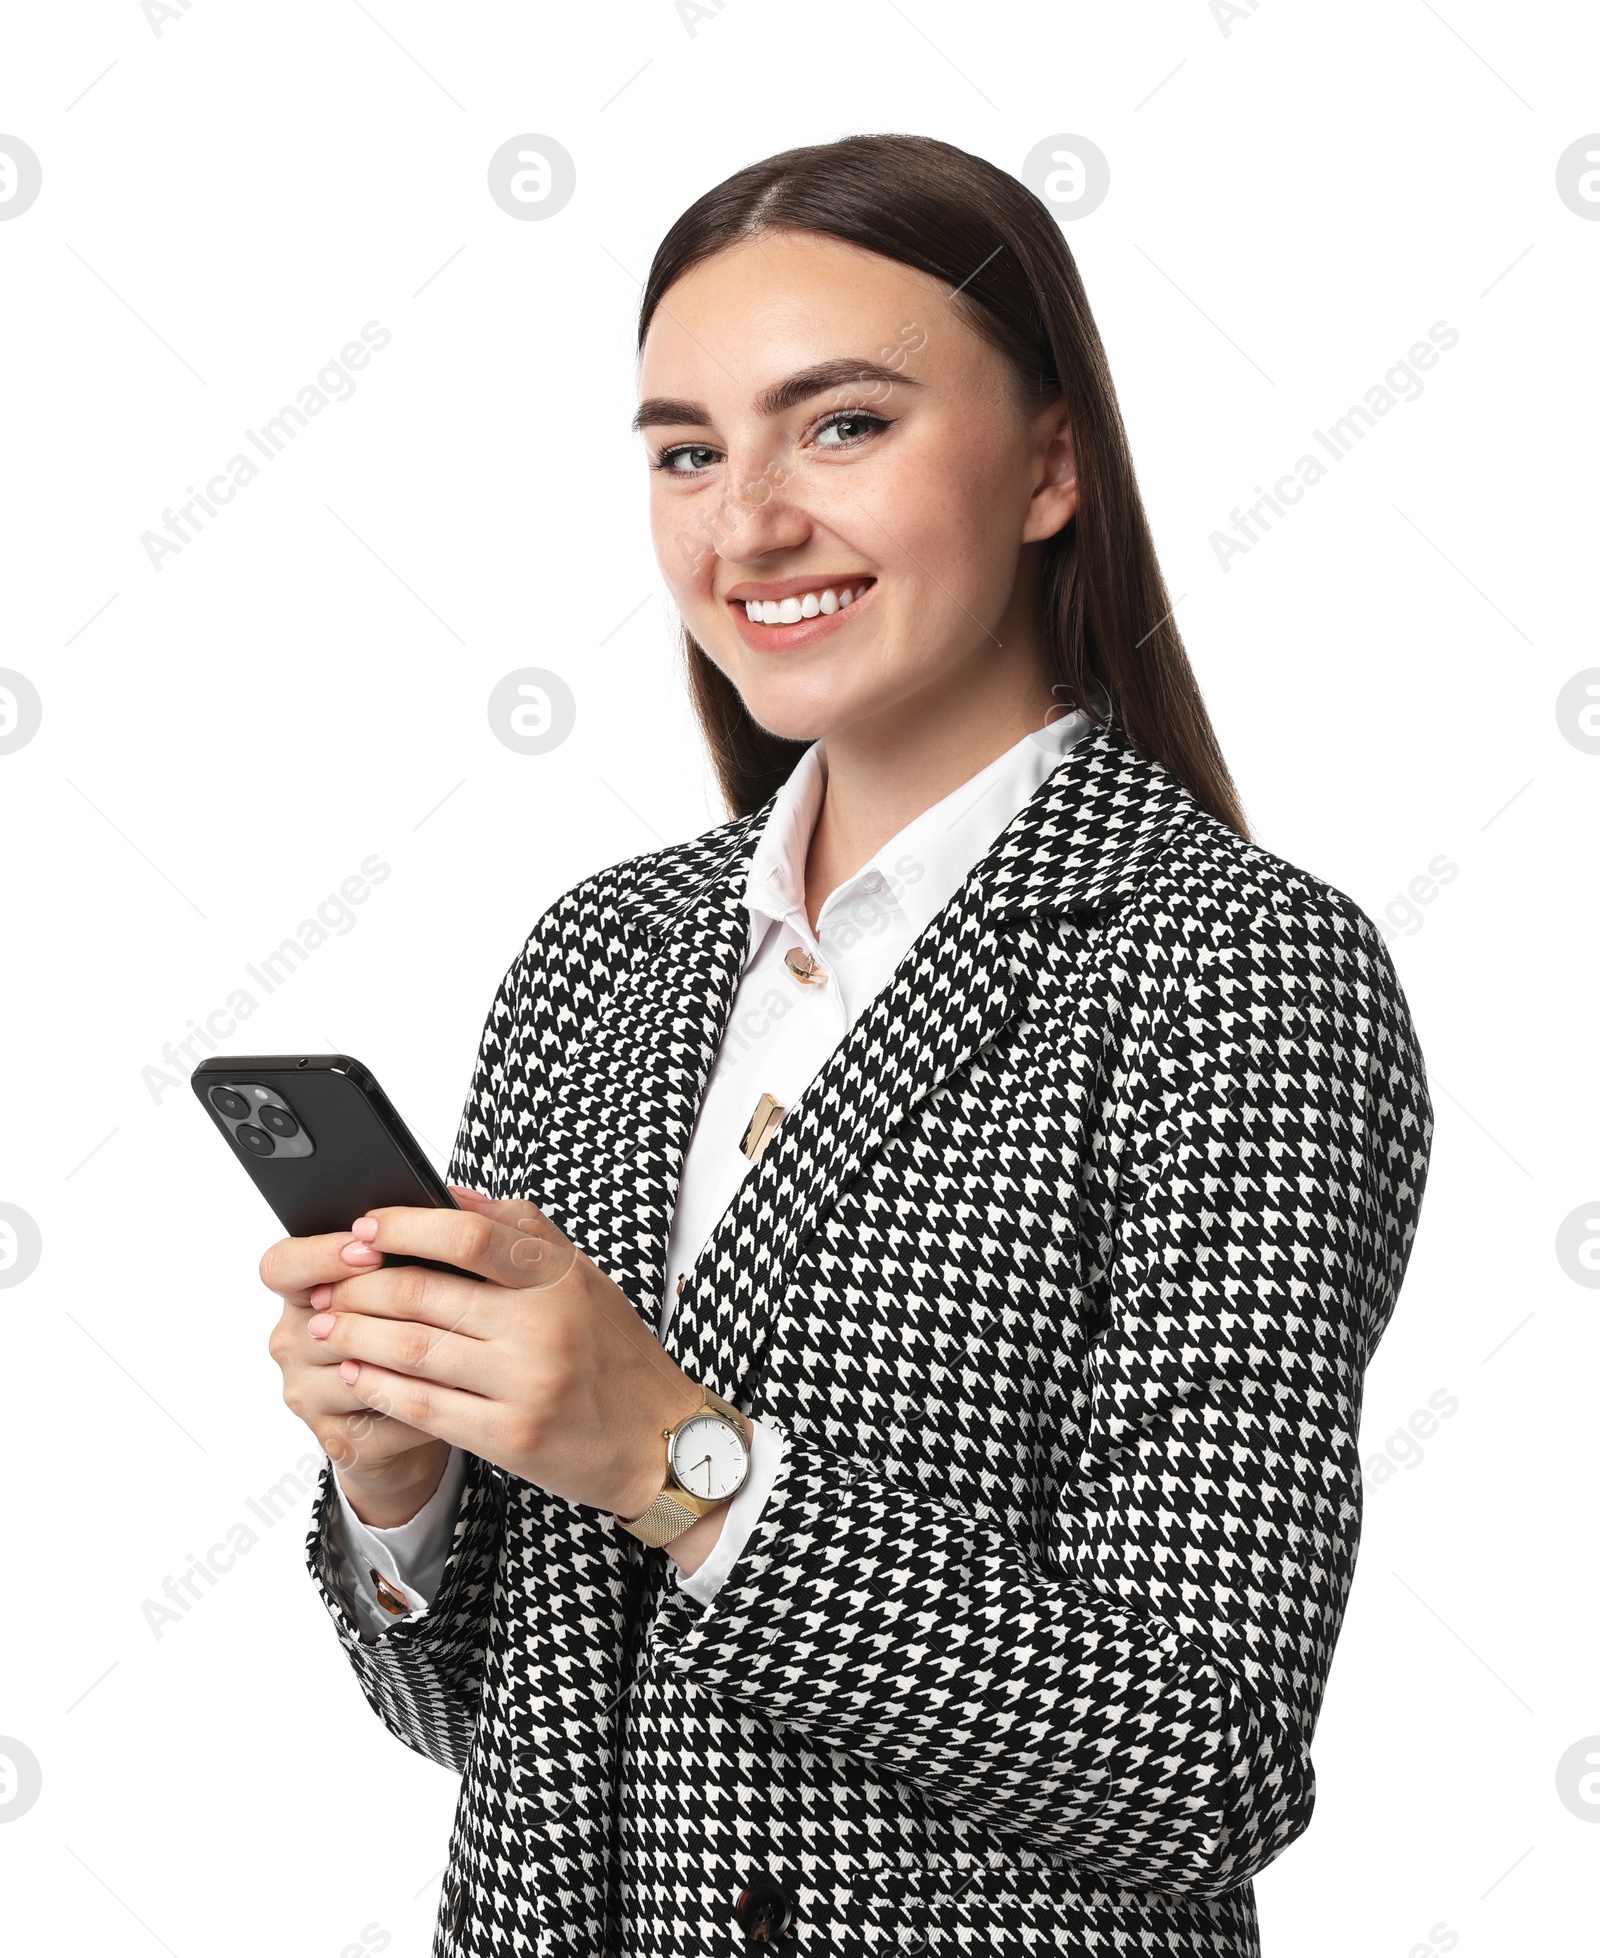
[636,228,1077,753]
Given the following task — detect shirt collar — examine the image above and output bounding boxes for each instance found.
[743,739,828,944]
[742,708,1096,953]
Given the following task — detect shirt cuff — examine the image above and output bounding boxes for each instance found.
[674,1417,787,1609]
[329,1445,469,1637]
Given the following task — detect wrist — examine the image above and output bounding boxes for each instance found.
[612,1370,704,1522]
[613,1378,752,1562]
[665,1499,730,1575]
[335,1439,450,1529]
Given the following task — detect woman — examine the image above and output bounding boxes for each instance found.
[264,134,1432,1955]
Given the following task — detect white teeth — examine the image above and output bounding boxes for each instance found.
[742,582,870,624]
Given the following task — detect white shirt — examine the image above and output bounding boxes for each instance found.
[332,708,1095,1637]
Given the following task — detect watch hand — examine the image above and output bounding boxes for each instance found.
[685,1452,711,1493]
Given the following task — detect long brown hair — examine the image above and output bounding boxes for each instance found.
[636,133,1249,839]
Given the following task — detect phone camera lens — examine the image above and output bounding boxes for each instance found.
[257,1103,300,1138]
[210,1087,251,1120]
[235,1124,275,1157]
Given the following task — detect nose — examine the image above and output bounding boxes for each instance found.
[710,451,812,564]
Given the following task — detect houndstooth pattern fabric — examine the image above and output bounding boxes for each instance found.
[303,720,1432,1956]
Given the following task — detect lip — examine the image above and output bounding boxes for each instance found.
[724,572,876,604]
[724,575,878,655]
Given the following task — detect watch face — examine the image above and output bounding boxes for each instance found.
[669,1413,749,1502]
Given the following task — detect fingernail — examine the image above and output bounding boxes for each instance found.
[449,1184,486,1198]
[340,1243,381,1266]
[350,1217,378,1242]
[339,1360,360,1383]
[307,1312,335,1339]
[308,1284,332,1308]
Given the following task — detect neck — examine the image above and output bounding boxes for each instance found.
[803,615,1057,932]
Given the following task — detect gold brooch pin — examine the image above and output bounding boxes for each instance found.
[739,1092,786,1161]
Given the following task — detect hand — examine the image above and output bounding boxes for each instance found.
[302,1189,707,1525]
[261,1227,451,1528]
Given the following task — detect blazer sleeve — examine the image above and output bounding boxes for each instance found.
[301,932,530,1771]
[643,894,1434,1895]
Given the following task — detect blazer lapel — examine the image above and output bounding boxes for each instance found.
[658,864,1027,1406]
[638,721,1198,1410]
[504,819,765,1905]
[530,819,762,1321]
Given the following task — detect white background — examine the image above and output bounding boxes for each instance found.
[1,2,1595,1953]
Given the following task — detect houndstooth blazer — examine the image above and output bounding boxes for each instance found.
[304,717,1433,1957]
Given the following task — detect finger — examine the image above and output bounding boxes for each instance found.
[336,1357,495,1459]
[272,1318,432,1473]
[309,1260,489,1354]
[322,1406,430,1478]
[290,1357,398,1421]
[279,1345,427,1467]
[445,1191,575,1252]
[259,1229,382,1299]
[355,1203,578,1294]
[448,1187,552,1233]
[308,1304,496,1396]
[313,1262,494,1337]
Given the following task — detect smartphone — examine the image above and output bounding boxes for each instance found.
[191,1054,474,1276]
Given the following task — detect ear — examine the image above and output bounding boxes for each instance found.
[1021,401,1078,544]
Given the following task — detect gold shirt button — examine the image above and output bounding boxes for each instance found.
[370,1569,410,1616]
[783,946,827,985]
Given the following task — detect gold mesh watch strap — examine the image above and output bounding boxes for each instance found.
[619,1486,704,1549]
[699,1384,747,1432]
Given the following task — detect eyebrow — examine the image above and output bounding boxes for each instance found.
[631,356,921,434]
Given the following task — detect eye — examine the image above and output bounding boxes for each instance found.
[811,409,891,450]
[651,442,723,476]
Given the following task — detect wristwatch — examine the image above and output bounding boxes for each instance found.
[615,1383,751,1548]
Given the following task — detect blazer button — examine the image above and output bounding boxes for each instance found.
[735,1873,797,1943]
